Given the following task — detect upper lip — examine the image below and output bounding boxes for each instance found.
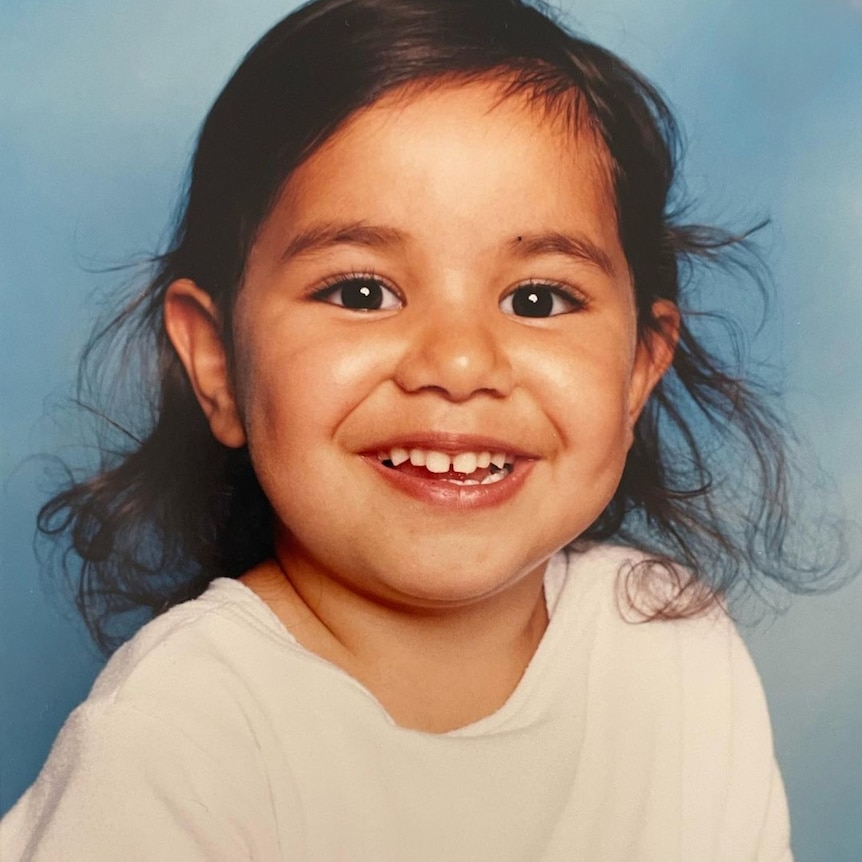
[363,432,539,459]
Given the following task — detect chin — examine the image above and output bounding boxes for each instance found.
[376,553,546,608]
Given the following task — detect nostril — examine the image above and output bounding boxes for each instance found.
[393,331,514,401]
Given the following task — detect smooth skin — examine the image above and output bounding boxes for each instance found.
[165,79,678,732]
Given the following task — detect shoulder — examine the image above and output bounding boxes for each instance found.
[562,541,732,633]
[0,581,290,859]
[49,578,301,777]
[89,578,290,710]
[69,575,295,753]
[560,542,767,719]
[561,544,790,858]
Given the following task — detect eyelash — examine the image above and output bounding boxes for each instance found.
[311,271,403,311]
[499,280,588,318]
[310,272,588,318]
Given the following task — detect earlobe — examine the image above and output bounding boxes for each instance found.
[163,279,247,448]
[627,299,680,429]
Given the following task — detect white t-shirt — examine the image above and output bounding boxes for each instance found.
[0,544,792,861]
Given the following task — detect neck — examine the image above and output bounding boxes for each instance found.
[241,553,550,733]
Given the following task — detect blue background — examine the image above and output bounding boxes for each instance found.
[2,1,861,857]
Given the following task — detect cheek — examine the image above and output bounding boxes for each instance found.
[234,327,394,452]
[519,333,635,436]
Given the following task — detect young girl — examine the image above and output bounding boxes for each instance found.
[1,0,838,858]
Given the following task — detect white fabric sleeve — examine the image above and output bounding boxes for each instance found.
[728,629,793,862]
[0,701,280,862]
[757,758,794,862]
[683,608,793,862]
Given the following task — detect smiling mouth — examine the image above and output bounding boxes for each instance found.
[376,447,515,485]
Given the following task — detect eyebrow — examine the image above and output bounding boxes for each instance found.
[281,221,408,261]
[281,220,617,277]
[508,231,616,277]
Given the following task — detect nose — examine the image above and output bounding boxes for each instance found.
[393,310,514,402]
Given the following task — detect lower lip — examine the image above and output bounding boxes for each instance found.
[365,456,535,509]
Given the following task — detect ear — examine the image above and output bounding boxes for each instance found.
[164,279,247,448]
[627,299,680,432]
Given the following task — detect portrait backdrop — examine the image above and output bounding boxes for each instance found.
[2,1,861,859]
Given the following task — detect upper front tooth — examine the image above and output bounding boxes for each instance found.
[400,447,506,473]
[425,451,451,473]
[390,447,410,466]
[452,452,478,474]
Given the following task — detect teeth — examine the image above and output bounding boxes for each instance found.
[451,452,478,474]
[385,446,514,476]
[390,447,410,467]
[424,451,451,474]
[443,471,508,486]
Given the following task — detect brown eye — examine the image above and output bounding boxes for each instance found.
[314,277,402,311]
[500,284,584,318]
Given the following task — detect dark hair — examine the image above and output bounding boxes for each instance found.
[40,0,847,652]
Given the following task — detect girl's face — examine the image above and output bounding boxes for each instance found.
[172,80,675,609]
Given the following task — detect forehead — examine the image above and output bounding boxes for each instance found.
[259,78,623,273]
[296,76,612,197]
